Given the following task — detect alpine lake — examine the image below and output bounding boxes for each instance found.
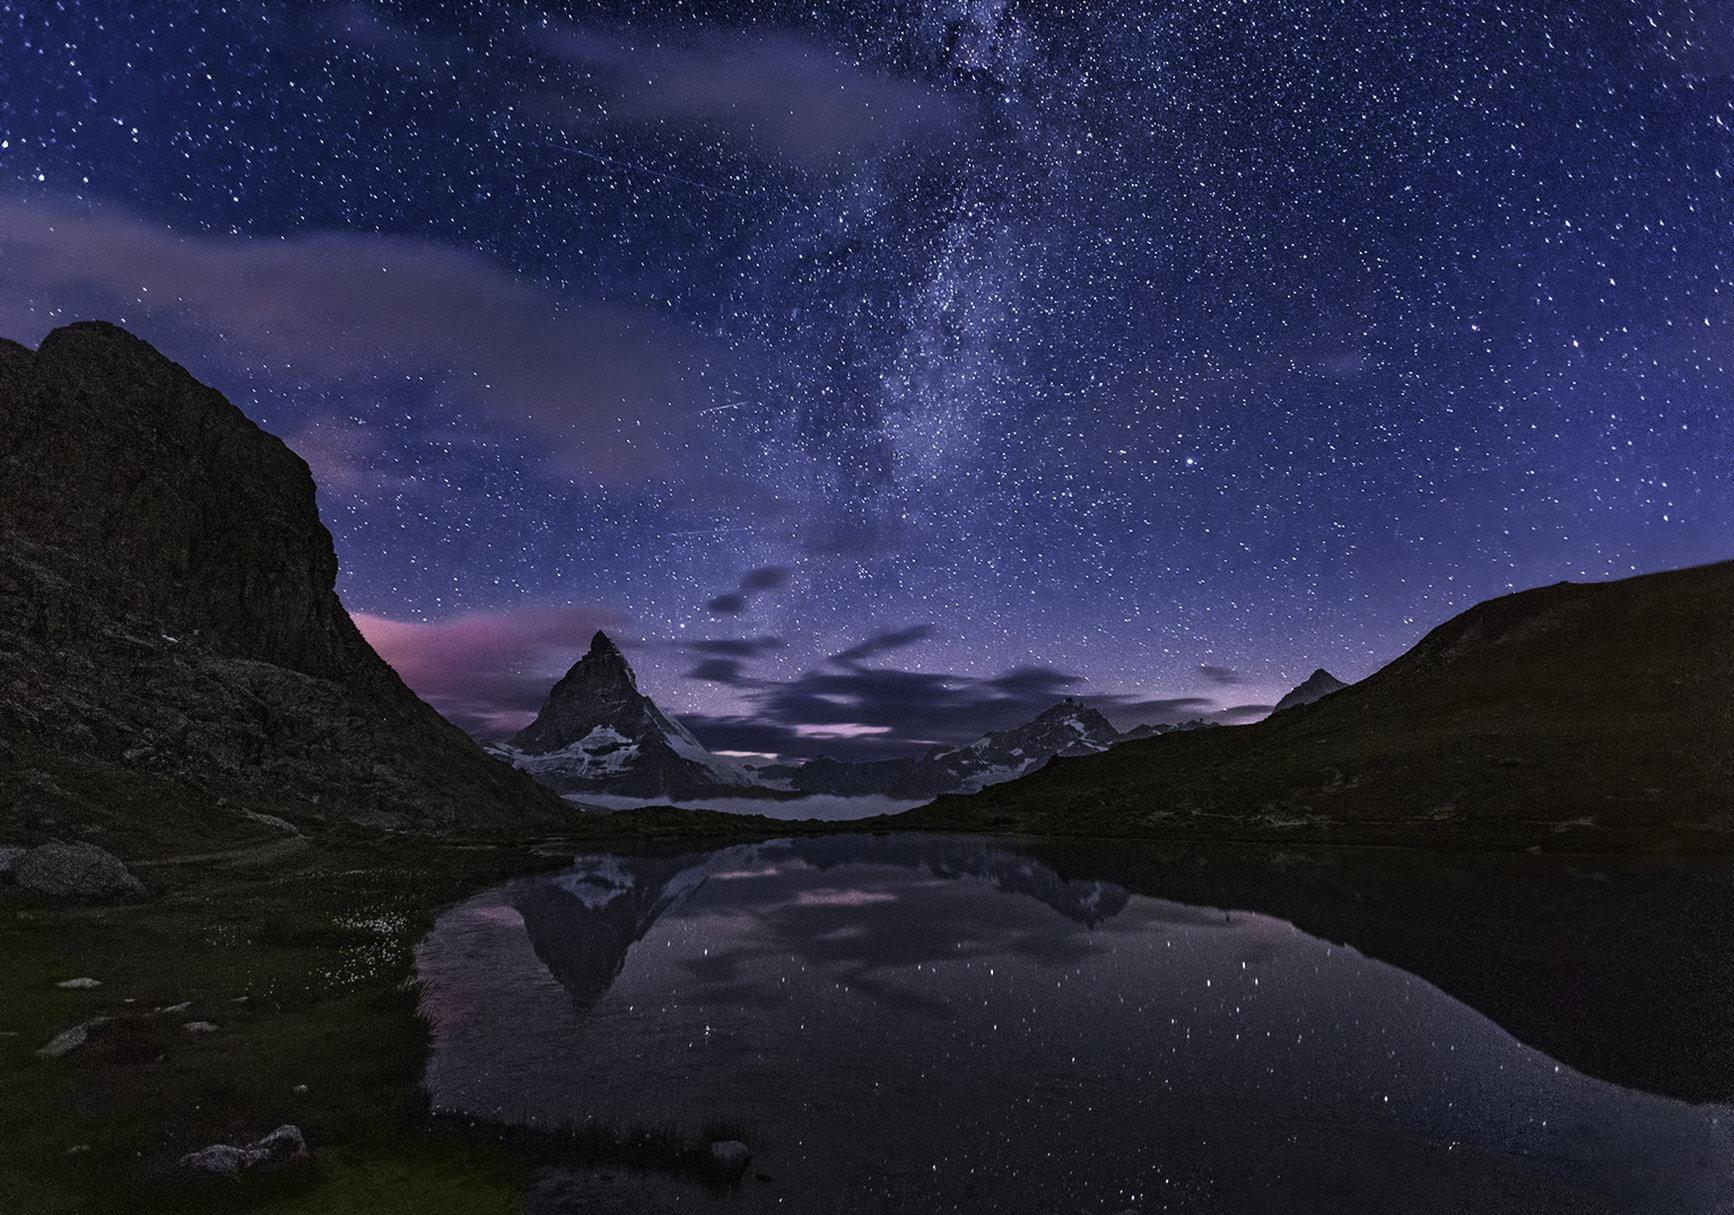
[416,833,1734,1214]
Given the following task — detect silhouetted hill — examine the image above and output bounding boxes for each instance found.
[894,562,1734,852]
[1273,668,1347,712]
[0,322,562,836]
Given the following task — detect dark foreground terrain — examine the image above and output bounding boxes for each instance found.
[0,797,794,1215]
[12,814,1734,1214]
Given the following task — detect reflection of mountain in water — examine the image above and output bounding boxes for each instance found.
[512,836,1130,1009]
[510,853,711,1007]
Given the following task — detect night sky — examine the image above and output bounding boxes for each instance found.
[2,1,1730,760]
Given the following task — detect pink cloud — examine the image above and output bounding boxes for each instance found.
[793,722,892,739]
[795,888,898,907]
[354,603,622,737]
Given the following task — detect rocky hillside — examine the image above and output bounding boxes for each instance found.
[0,322,562,837]
[894,561,1734,852]
[492,631,765,801]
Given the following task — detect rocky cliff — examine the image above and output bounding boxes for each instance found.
[0,322,561,831]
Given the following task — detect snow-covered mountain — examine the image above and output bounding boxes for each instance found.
[490,632,763,800]
[495,637,1244,807]
[1117,717,1220,742]
[763,699,1122,799]
[951,698,1122,787]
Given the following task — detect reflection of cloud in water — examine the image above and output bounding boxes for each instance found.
[503,835,1132,1019]
[836,972,957,1019]
[465,903,527,928]
[795,887,899,907]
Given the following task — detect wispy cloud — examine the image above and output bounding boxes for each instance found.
[530,24,968,168]
[355,603,621,736]
[706,564,791,615]
[830,623,935,666]
[0,194,712,482]
[282,415,418,502]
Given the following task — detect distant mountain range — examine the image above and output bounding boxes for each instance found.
[896,561,1734,851]
[0,321,1347,833]
[4,321,1727,863]
[508,836,1132,1010]
[490,636,1327,803]
[755,699,1126,799]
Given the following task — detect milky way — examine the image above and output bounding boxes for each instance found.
[1,1,1729,758]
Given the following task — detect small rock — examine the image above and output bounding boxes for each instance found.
[13,842,145,902]
[707,1140,752,1177]
[293,1084,309,1095]
[177,1125,306,1178]
[182,1021,218,1034]
[56,977,101,990]
[252,1125,307,1161]
[157,1001,192,1014]
[37,1018,109,1059]
[177,1144,252,1177]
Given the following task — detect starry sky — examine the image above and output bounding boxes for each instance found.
[2,0,1730,760]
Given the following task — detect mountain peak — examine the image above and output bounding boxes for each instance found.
[510,636,645,754]
[1029,698,1112,730]
[1273,668,1349,713]
[498,628,760,798]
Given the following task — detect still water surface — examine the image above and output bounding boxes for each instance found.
[417,835,1734,1213]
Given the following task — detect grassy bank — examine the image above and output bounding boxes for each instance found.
[0,803,799,1214]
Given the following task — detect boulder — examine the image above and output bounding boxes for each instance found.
[177,1125,306,1177]
[252,1125,308,1161]
[707,1139,752,1178]
[0,846,24,880]
[13,842,145,901]
[177,1144,252,1177]
[37,1019,109,1059]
